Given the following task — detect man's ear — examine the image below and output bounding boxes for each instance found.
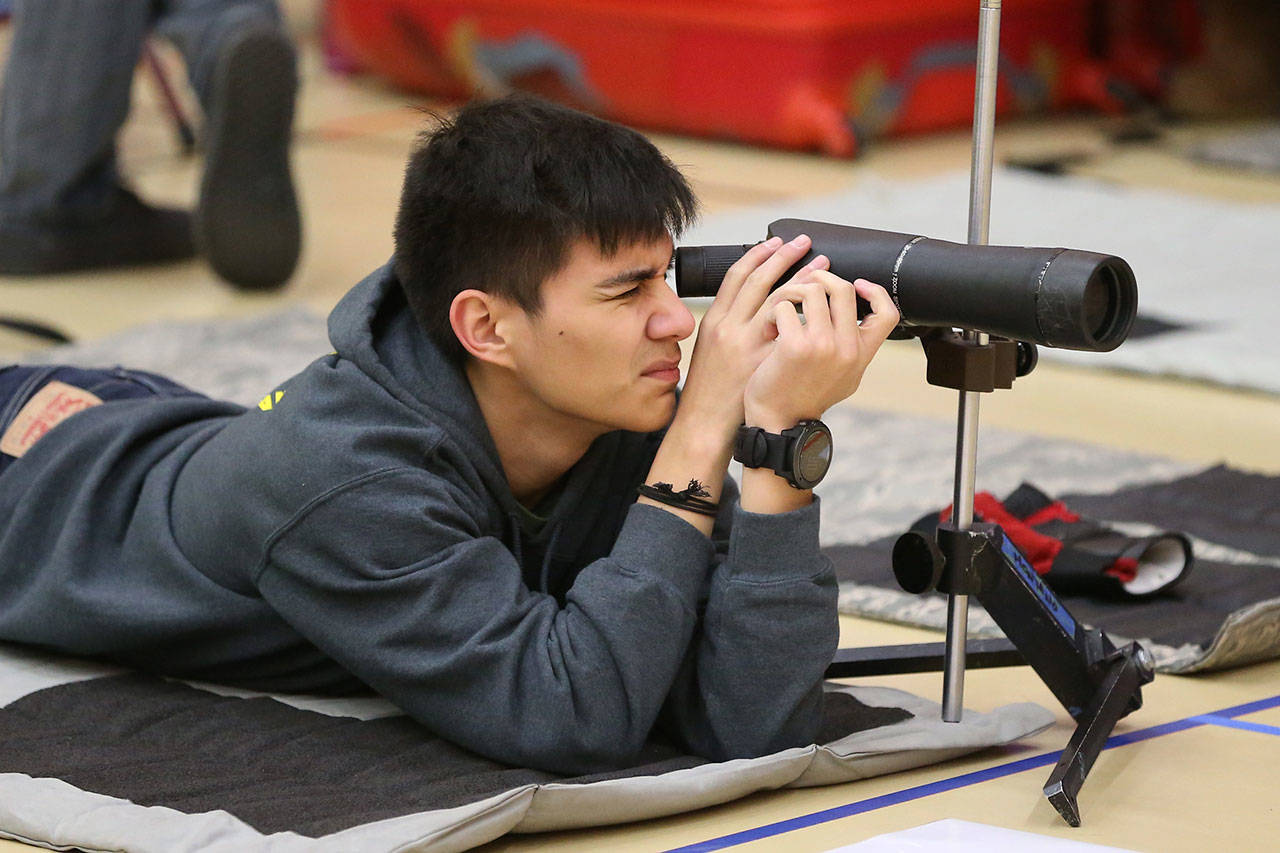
[449,289,518,368]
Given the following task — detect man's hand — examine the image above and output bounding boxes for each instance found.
[735,273,898,515]
[674,234,831,444]
[743,272,899,431]
[640,234,830,533]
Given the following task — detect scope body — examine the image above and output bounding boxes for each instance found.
[674,219,1137,352]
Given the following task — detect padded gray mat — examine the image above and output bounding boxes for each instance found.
[0,643,1052,852]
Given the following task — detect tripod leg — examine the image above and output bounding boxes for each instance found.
[1043,644,1153,826]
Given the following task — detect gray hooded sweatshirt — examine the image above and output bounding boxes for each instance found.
[0,265,838,773]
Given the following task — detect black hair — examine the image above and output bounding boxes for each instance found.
[393,94,699,363]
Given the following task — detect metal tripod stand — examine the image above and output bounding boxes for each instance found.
[823,1,1154,827]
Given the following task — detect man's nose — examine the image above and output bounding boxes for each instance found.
[649,283,696,341]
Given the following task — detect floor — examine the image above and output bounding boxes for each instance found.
[1,4,1279,851]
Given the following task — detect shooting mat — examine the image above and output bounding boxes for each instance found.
[683,167,1280,394]
[0,642,1051,852]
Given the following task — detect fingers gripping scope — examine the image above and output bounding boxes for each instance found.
[675,219,1138,352]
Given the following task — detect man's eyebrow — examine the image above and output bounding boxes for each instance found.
[597,267,655,287]
[597,253,675,288]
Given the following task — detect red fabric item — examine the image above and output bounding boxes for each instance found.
[1105,556,1139,583]
[1022,500,1081,526]
[941,492,1063,575]
[942,492,1139,585]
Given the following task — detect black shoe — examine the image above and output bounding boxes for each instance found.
[0,188,195,276]
[196,22,301,290]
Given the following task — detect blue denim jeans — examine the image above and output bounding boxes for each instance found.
[0,364,202,477]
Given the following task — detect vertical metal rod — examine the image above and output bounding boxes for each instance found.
[942,0,1002,723]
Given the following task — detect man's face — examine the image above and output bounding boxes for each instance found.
[498,234,695,435]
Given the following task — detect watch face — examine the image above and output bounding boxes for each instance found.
[794,424,833,487]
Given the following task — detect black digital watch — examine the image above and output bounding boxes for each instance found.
[733,419,833,490]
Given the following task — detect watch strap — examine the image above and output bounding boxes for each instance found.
[733,425,790,472]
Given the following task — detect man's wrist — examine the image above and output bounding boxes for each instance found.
[667,403,737,459]
[740,465,813,513]
[645,408,736,535]
[742,406,820,433]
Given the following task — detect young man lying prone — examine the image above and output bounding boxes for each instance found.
[0,95,898,773]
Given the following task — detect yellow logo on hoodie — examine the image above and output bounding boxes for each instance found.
[257,390,286,412]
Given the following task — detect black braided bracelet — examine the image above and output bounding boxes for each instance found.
[636,478,720,517]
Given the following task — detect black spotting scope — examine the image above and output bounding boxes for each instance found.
[675,218,1138,352]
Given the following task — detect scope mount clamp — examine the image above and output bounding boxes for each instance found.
[910,327,1038,393]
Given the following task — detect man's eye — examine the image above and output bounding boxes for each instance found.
[614,287,640,299]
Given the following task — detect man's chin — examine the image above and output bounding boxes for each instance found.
[627,392,677,433]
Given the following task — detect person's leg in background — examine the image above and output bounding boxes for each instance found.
[0,0,300,289]
[0,0,195,275]
[156,0,300,289]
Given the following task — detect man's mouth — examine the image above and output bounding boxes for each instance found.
[642,360,681,384]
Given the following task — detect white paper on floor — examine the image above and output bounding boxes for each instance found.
[828,818,1139,852]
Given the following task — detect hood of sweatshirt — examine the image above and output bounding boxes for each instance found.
[328,263,512,504]
[325,265,654,582]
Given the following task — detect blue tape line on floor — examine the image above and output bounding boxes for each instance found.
[666,693,1280,853]
[1188,714,1280,737]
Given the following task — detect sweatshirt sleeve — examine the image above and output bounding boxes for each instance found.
[254,467,713,774]
[659,481,840,761]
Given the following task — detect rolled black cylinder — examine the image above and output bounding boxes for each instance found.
[674,218,1138,352]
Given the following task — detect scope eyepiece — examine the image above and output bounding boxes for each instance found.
[674,245,754,300]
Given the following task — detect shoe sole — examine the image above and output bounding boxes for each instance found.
[196,26,300,290]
